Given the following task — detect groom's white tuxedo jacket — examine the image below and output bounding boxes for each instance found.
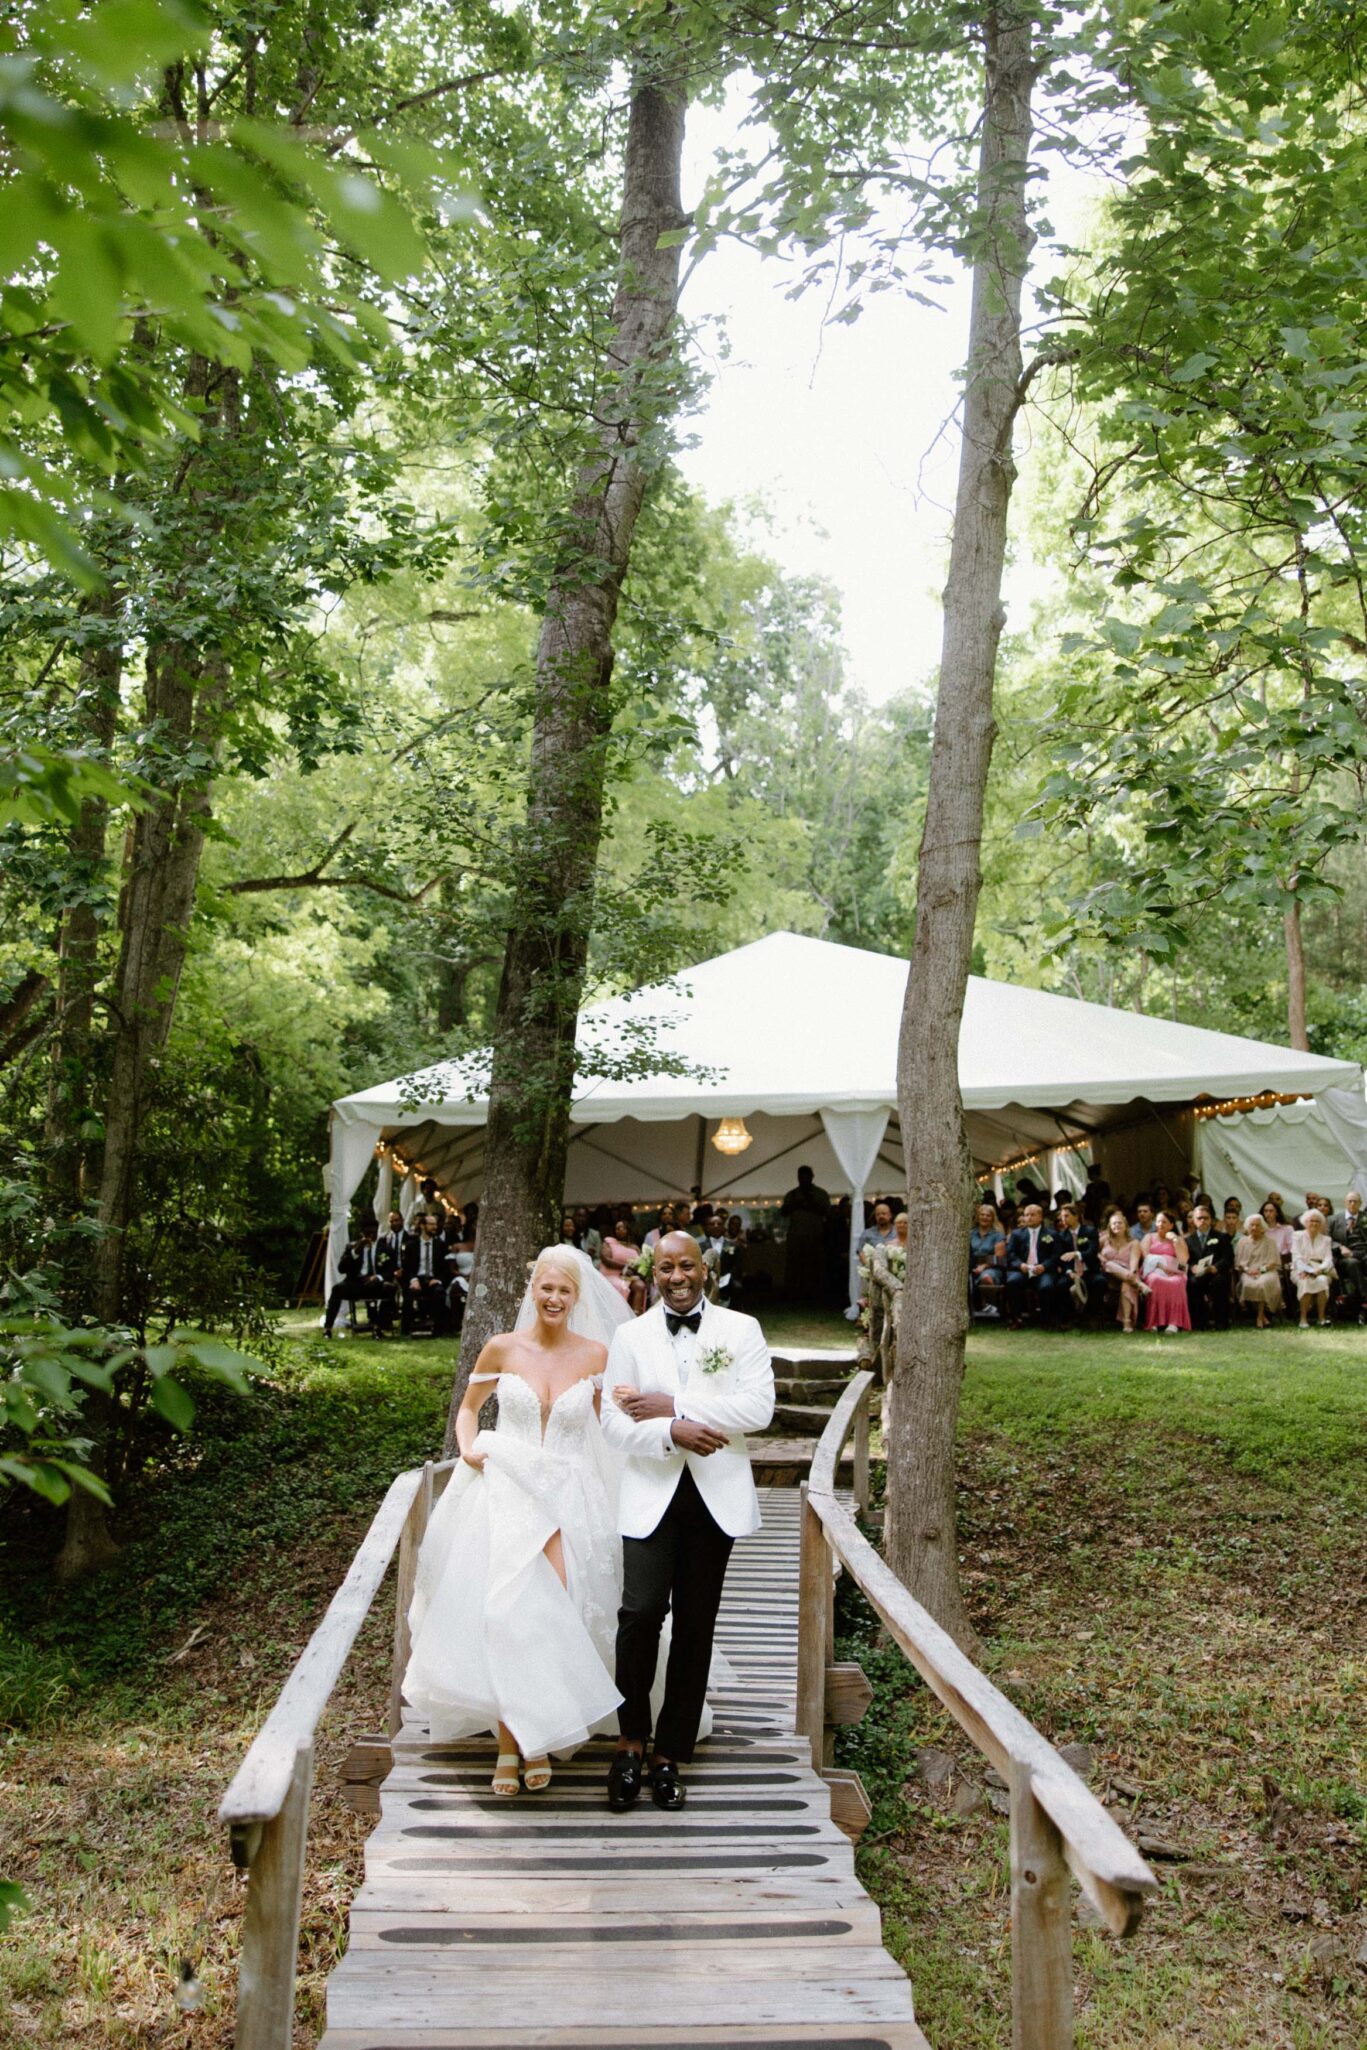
[601,1298,775,1539]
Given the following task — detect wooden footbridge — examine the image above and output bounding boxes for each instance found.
[220,1370,1156,2049]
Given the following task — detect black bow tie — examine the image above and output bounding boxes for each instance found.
[666,1309,703,1335]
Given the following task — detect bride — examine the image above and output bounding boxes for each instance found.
[403,1243,633,1796]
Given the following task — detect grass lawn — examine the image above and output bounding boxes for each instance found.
[842,1324,1367,2049]
[0,1316,1362,2046]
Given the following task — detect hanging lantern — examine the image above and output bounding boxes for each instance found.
[711,1117,753,1157]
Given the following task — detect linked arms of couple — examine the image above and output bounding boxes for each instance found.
[600,1323,775,1460]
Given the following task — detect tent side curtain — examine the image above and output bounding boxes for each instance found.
[324,1116,383,1294]
[1193,1098,1362,1217]
[1317,1086,1367,1197]
[820,1107,890,1316]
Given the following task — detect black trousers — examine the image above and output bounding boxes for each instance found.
[324,1277,390,1333]
[616,1466,733,1763]
[1187,1271,1230,1330]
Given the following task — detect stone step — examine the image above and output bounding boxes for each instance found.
[773,1376,849,1406]
[749,1437,884,1487]
[772,1402,844,1438]
[769,1347,861,1380]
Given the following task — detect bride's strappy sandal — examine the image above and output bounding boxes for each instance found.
[523,1757,552,1792]
[492,1753,521,1797]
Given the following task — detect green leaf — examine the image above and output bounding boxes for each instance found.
[149,1375,195,1432]
[0,1881,29,1933]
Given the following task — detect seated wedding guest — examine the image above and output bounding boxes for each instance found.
[699,1211,730,1299]
[1140,1212,1190,1332]
[969,1202,1005,1314]
[402,1212,448,1334]
[858,1199,897,1255]
[1004,1203,1067,1326]
[1185,1203,1232,1330]
[1050,1188,1072,1224]
[324,1223,388,1337]
[410,1176,443,1217]
[722,1212,749,1310]
[1235,1212,1283,1328]
[377,1208,407,1271]
[1056,1203,1098,1314]
[893,1209,908,1249]
[560,1210,581,1247]
[1154,1182,1175,1218]
[1098,1210,1142,1332]
[1221,1195,1243,1237]
[1329,1189,1367,1318]
[1291,1208,1336,1329]
[574,1205,603,1266]
[462,1199,479,1240]
[1260,1195,1294,1261]
[1129,1196,1155,1242]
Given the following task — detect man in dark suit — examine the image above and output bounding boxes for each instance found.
[1004,1203,1067,1325]
[402,1212,449,1334]
[323,1223,388,1337]
[1328,1190,1366,1319]
[374,1210,407,1330]
[1185,1203,1232,1329]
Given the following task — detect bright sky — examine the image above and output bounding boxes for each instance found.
[676,93,1096,708]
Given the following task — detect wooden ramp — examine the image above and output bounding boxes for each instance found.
[319,1485,927,2050]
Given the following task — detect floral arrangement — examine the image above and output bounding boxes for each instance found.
[634,1248,654,1279]
[699,1344,733,1377]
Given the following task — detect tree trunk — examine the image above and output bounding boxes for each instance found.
[1284,898,1308,1049]
[46,605,123,1220]
[885,5,1036,1650]
[90,646,225,1324]
[447,69,689,1445]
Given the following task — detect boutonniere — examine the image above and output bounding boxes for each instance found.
[699,1343,734,1377]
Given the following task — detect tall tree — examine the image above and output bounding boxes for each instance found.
[449,45,693,1420]
[885,4,1037,1646]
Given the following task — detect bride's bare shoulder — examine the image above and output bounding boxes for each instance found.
[576,1337,608,1375]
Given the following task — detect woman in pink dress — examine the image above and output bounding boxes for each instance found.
[1099,1209,1142,1332]
[599,1217,647,1315]
[1140,1212,1191,1332]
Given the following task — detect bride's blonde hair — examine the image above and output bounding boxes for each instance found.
[530,1244,583,1297]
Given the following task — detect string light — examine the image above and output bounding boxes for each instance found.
[1193,1091,1308,1119]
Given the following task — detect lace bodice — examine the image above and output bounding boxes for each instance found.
[477,1371,597,1452]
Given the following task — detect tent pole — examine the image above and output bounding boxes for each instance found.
[693,1114,706,1205]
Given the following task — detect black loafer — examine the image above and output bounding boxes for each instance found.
[650,1759,686,1810]
[607,1751,643,1811]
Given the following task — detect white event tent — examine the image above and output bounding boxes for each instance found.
[327,931,1364,1307]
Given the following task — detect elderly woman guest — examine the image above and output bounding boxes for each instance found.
[1236,1213,1283,1328]
[969,1202,1006,1314]
[1099,1210,1142,1331]
[894,1210,909,1250]
[1291,1209,1336,1328]
[1140,1211,1191,1332]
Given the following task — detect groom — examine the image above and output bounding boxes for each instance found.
[600,1231,775,1811]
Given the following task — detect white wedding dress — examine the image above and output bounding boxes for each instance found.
[403,1248,719,1760]
[404,1370,626,1757]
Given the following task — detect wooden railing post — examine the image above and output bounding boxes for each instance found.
[389,1460,433,1738]
[796,1481,828,1750]
[852,1390,870,1516]
[1009,1757,1074,2050]
[234,1743,314,2050]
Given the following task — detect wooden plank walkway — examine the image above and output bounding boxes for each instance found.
[319,1485,928,2050]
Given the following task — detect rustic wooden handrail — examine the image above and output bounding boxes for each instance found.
[799,1370,1157,2048]
[219,1458,439,2050]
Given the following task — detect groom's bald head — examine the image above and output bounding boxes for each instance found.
[655,1232,705,1312]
